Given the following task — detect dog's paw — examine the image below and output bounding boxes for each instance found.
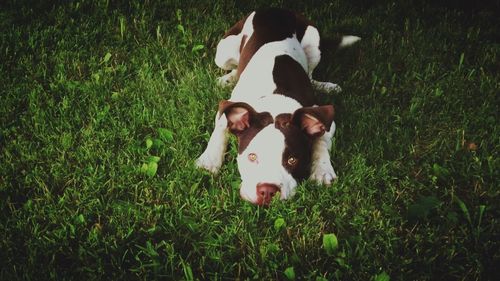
[217,70,237,87]
[321,82,342,94]
[195,153,222,174]
[310,161,338,185]
[217,76,233,87]
[312,80,342,94]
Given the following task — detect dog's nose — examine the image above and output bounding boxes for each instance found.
[256,183,280,206]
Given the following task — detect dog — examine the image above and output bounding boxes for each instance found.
[196,8,360,206]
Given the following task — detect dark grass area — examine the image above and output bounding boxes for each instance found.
[1,0,499,280]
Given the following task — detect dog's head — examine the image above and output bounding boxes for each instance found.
[219,100,334,206]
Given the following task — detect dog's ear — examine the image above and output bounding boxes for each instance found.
[219,100,272,134]
[219,101,253,133]
[292,105,334,138]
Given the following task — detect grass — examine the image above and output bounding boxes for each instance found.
[1,0,499,280]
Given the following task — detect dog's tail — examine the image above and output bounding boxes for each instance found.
[338,35,361,48]
[320,35,361,53]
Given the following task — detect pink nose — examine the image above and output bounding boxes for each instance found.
[256,183,280,206]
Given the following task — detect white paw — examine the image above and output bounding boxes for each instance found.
[322,82,342,94]
[310,161,338,185]
[217,76,233,87]
[312,80,342,94]
[195,152,223,174]
[217,70,237,87]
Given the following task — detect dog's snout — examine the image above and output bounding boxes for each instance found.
[256,183,280,206]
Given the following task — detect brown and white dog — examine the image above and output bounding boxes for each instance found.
[196,8,360,206]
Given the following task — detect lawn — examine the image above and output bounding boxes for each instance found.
[1,0,499,280]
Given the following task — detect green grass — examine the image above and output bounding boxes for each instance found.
[1,0,499,280]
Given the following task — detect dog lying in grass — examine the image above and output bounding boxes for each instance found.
[197,8,360,205]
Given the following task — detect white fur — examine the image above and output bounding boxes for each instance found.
[215,35,241,70]
[238,125,297,203]
[301,25,321,77]
[309,121,337,184]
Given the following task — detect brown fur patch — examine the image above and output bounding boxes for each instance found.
[272,55,316,107]
[275,114,312,180]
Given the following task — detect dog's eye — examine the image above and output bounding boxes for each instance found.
[287,156,298,166]
[248,153,258,162]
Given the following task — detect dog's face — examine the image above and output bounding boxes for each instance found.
[220,101,334,206]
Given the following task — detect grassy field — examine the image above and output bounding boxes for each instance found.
[1,0,499,280]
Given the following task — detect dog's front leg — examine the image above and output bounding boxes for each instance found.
[196,112,229,174]
[309,121,338,184]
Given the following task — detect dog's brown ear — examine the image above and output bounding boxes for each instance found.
[292,105,335,138]
[218,101,253,133]
[219,100,273,134]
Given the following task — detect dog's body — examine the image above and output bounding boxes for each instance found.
[197,8,360,205]
[215,8,350,93]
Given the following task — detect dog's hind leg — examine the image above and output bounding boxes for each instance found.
[196,112,229,174]
[312,35,361,93]
[301,26,321,77]
[215,35,241,72]
[214,26,243,88]
[214,12,255,87]
[301,26,342,94]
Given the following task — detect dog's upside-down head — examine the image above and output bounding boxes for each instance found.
[220,100,334,206]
